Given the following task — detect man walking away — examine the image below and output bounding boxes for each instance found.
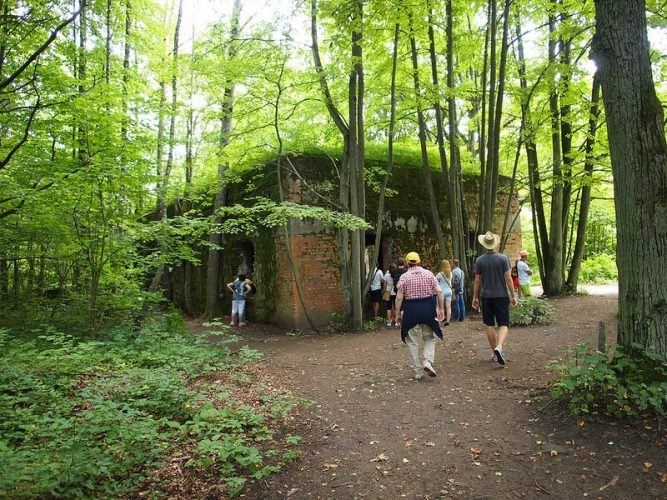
[395,252,445,380]
[451,259,466,321]
[471,232,517,365]
[391,257,408,294]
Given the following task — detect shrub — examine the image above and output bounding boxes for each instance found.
[509,297,556,326]
[0,320,300,498]
[549,344,667,418]
[579,253,618,284]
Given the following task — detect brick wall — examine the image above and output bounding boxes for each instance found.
[272,229,344,330]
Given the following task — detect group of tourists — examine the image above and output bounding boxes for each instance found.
[227,231,533,380]
[382,231,532,380]
[372,256,467,329]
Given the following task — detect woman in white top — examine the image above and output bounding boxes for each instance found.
[370,265,384,317]
[435,259,453,325]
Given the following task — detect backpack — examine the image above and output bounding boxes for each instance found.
[451,272,462,294]
[233,279,245,299]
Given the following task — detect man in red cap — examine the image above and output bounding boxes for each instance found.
[395,251,445,380]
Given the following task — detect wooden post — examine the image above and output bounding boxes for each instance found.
[597,321,607,353]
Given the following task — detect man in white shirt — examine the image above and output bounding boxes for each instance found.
[517,250,533,298]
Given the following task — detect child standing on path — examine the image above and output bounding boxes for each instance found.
[383,264,396,327]
[435,259,453,326]
[227,274,251,326]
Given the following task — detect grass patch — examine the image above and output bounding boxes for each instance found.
[0,317,302,498]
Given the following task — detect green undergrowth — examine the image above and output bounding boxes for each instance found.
[509,296,556,326]
[0,316,303,498]
[549,344,667,419]
[578,254,618,284]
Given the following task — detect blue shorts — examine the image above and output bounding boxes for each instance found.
[481,296,510,327]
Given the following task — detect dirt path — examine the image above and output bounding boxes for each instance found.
[227,291,665,499]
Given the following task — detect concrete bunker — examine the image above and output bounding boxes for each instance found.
[166,153,522,329]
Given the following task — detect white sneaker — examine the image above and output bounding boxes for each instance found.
[423,361,437,377]
[413,373,423,381]
[493,348,506,366]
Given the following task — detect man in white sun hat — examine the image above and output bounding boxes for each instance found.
[472,231,517,365]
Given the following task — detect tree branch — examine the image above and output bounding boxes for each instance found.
[0,1,87,92]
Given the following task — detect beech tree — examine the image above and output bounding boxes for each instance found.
[311,0,366,330]
[592,0,667,357]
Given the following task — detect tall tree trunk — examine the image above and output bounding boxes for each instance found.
[348,0,364,329]
[543,8,564,295]
[120,0,131,213]
[516,19,548,281]
[76,0,88,166]
[185,29,195,189]
[481,0,510,234]
[559,29,573,270]
[312,0,366,328]
[354,1,365,247]
[75,0,100,331]
[445,0,467,263]
[150,0,183,293]
[427,0,468,263]
[565,73,601,292]
[488,0,511,226]
[481,0,497,233]
[182,25,196,314]
[204,0,241,319]
[0,0,7,78]
[476,0,491,237]
[408,18,447,260]
[366,24,400,296]
[426,0,452,219]
[591,0,667,357]
[105,0,112,85]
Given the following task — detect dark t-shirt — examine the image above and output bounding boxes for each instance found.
[474,252,511,298]
[390,267,408,293]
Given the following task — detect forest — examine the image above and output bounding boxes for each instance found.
[0,0,666,496]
